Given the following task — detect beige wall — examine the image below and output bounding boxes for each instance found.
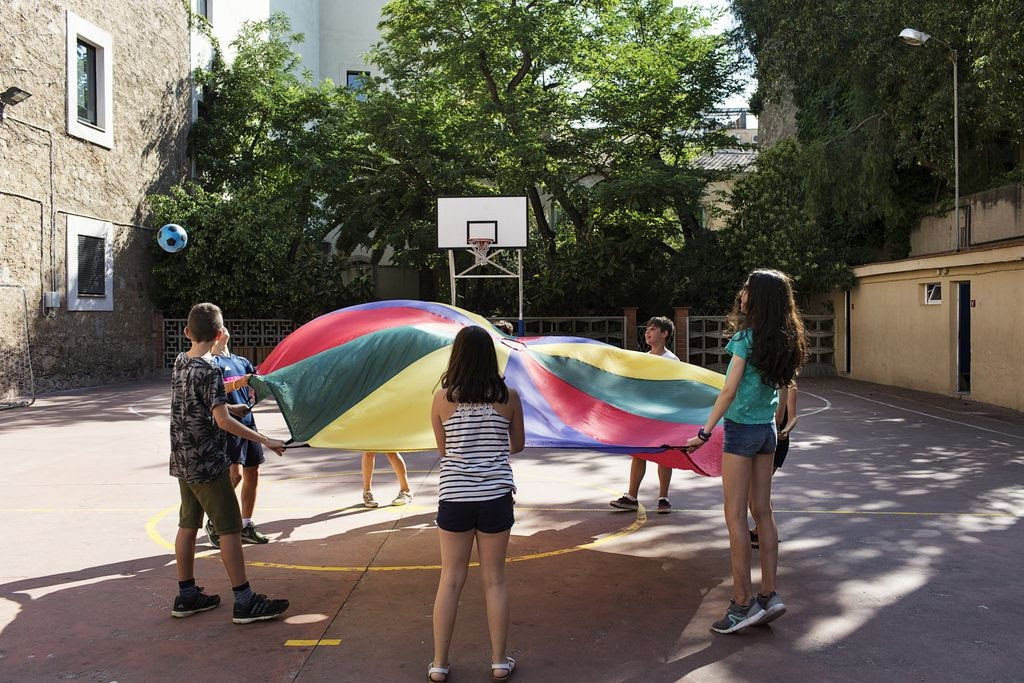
[832,245,1024,412]
[910,183,1024,256]
[699,178,737,231]
[1,0,190,392]
[971,267,1024,411]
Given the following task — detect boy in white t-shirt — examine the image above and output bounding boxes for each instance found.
[610,317,679,513]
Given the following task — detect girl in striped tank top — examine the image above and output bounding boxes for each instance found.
[428,326,524,683]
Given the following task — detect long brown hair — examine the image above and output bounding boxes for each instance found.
[727,269,806,389]
[441,326,509,404]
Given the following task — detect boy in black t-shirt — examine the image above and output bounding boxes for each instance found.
[169,302,289,624]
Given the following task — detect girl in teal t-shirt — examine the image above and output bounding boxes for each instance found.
[685,269,807,634]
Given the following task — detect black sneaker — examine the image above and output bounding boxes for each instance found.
[711,599,766,634]
[609,495,639,510]
[232,594,290,624]
[171,588,221,618]
[750,530,781,549]
[240,522,269,544]
[206,518,220,549]
[657,498,671,514]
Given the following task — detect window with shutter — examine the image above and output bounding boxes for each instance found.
[77,235,106,296]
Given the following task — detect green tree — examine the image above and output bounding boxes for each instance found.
[362,0,748,314]
[152,4,753,319]
[149,16,370,318]
[717,140,854,297]
[731,0,1024,260]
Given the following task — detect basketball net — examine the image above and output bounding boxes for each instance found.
[469,237,494,265]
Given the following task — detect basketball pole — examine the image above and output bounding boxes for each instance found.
[448,247,524,335]
[518,250,524,336]
[448,250,457,306]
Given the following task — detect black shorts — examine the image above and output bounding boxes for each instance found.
[774,436,790,469]
[436,492,515,533]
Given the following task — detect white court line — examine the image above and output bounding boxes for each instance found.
[832,389,1024,442]
[127,393,167,417]
[31,388,164,411]
[799,391,831,418]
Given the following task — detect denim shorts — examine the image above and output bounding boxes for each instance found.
[436,492,515,533]
[723,419,777,458]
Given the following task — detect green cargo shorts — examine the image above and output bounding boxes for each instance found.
[178,470,242,535]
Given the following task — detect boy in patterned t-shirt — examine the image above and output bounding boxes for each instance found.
[169,302,289,624]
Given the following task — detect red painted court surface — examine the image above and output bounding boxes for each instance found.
[1,377,1022,681]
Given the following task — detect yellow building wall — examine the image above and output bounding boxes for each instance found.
[970,268,1024,410]
[835,246,1024,412]
[846,273,954,395]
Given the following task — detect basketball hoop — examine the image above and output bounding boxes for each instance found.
[468,237,493,265]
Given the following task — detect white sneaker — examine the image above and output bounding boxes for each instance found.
[362,490,379,508]
[392,490,413,506]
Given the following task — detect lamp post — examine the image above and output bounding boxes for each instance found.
[899,28,960,251]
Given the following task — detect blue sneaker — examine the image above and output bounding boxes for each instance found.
[711,599,766,634]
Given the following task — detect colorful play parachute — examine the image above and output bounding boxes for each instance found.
[250,301,726,476]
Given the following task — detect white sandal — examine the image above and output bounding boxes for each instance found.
[427,663,449,682]
[491,656,516,682]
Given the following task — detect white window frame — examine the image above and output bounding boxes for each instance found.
[924,282,942,305]
[66,11,114,148]
[66,215,114,311]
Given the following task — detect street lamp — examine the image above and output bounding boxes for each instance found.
[899,28,961,251]
[0,86,32,122]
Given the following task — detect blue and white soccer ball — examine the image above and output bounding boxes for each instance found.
[158,224,188,253]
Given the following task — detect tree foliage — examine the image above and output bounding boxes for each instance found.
[151,4,759,319]
[149,17,371,318]
[731,0,1024,261]
[360,0,748,314]
[719,140,854,296]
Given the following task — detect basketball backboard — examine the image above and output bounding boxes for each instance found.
[437,196,528,249]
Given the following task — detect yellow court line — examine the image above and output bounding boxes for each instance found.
[146,482,650,571]
[0,508,165,513]
[12,506,1016,519]
[143,467,1019,574]
[772,508,1019,518]
[284,639,341,647]
[247,508,648,572]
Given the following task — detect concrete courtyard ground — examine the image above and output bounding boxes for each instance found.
[1,376,1022,682]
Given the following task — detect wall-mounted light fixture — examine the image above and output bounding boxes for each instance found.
[0,86,32,122]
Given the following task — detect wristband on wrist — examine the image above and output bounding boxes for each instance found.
[697,427,712,442]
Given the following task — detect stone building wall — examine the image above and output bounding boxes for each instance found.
[0,0,191,392]
[758,80,798,148]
